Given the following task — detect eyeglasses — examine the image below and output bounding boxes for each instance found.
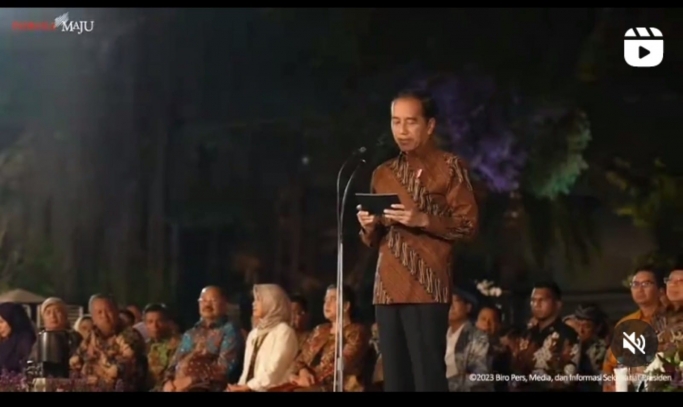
[630,281,655,289]
[197,299,221,304]
[664,277,683,286]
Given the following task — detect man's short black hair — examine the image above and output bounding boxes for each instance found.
[290,294,308,313]
[143,303,169,319]
[532,281,562,301]
[393,89,438,120]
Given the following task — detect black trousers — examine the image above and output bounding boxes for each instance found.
[376,303,450,392]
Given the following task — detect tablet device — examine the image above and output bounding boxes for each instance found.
[355,193,401,216]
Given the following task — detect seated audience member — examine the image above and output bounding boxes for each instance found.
[0,303,36,373]
[602,267,661,392]
[511,281,579,392]
[161,286,242,392]
[227,284,298,392]
[573,304,607,392]
[30,297,82,360]
[69,294,147,391]
[476,303,509,392]
[74,315,93,339]
[144,303,180,390]
[287,284,369,392]
[445,285,492,392]
[290,294,311,349]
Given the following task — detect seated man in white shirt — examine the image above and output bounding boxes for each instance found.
[445,283,493,392]
[226,284,298,392]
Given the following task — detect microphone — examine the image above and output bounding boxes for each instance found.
[332,147,367,393]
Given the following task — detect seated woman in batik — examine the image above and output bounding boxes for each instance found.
[287,284,369,392]
[226,284,298,392]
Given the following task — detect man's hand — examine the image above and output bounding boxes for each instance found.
[162,380,176,392]
[356,205,379,232]
[296,369,316,388]
[69,355,82,370]
[383,204,428,228]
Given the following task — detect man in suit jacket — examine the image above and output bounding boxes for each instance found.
[445,285,492,392]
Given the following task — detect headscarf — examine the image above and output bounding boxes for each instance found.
[40,297,70,329]
[253,284,291,336]
[0,302,37,372]
[74,315,92,332]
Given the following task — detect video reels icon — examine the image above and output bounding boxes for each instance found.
[624,27,663,68]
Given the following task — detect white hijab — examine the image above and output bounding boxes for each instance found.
[253,284,291,337]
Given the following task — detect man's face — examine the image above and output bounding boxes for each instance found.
[91,298,118,335]
[666,270,683,303]
[43,304,67,331]
[630,270,659,306]
[291,302,308,331]
[391,97,435,153]
[145,311,169,340]
[448,295,470,322]
[575,319,596,343]
[530,288,559,321]
[198,288,225,321]
[475,307,501,335]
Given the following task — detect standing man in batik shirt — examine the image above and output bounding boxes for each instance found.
[143,303,180,390]
[69,294,147,391]
[161,286,242,392]
[357,89,478,392]
[511,282,580,392]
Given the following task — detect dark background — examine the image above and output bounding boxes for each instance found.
[0,7,681,327]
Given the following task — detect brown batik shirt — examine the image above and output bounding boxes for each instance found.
[654,303,683,351]
[360,143,478,304]
[292,321,369,392]
[69,325,147,391]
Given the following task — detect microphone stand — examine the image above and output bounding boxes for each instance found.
[333,150,366,393]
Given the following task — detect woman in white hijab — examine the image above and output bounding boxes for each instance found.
[226,284,299,392]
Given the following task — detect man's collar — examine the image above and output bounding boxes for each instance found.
[400,139,438,160]
[195,315,229,329]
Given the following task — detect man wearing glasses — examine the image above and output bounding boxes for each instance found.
[653,268,683,354]
[602,266,663,392]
